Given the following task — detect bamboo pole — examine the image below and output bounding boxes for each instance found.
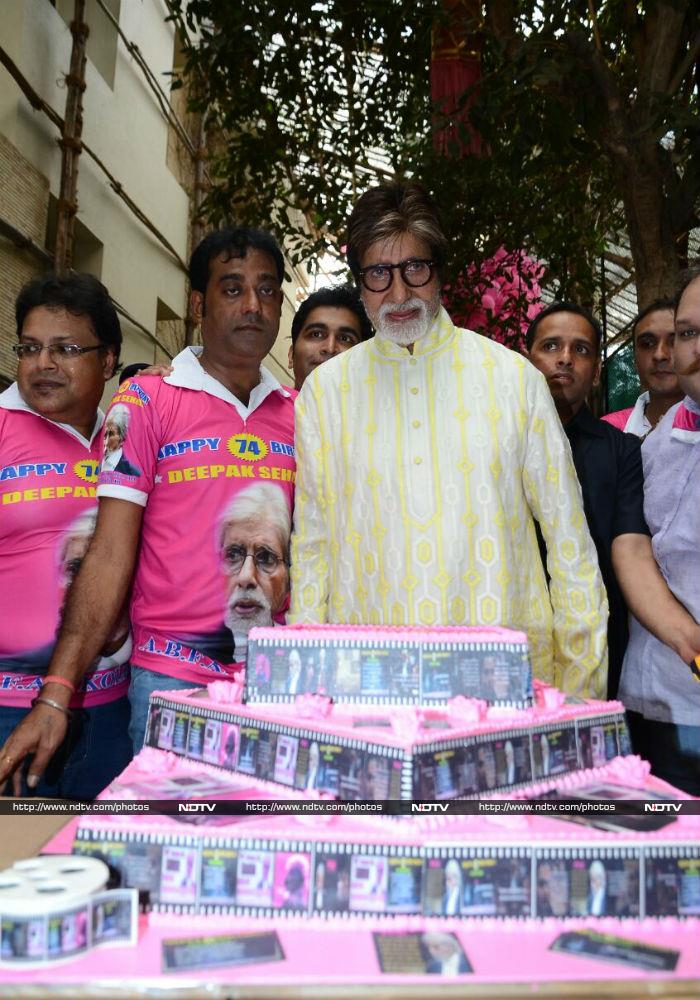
[54,0,88,273]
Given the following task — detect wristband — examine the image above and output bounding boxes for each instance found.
[31,695,72,720]
[42,675,76,694]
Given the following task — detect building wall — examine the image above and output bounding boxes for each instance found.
[0,135,50,388]
[0,0,303,402]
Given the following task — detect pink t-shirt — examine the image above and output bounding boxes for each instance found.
[0,384,130,708]
[97,351,296,685]
[601,407,633,432]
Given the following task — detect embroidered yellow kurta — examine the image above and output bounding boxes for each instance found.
[289,308,608,697]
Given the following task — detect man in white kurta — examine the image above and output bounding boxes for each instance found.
[289,184,607,697]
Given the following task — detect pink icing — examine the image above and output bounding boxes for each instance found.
[536,682,568,710]
[250,623,530,645]
[207,678,245,704]
[294,692,334,719]
[80,744,700,847]
[151,685,626,749]
[447,695,489,724]
[4,902,699,985]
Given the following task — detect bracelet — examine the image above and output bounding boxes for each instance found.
[31,696,72,720]
[42,675,76,694]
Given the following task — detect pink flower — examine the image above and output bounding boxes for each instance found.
[444,247,543,352]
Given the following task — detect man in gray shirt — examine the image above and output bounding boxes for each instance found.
[613,266,700,795]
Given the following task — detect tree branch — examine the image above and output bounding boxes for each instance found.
[667,30,700,96]
[563,32,629,158]
[638,4,688,96]
[586,0,603,52]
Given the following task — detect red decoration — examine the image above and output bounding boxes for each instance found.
[430,0,482,157]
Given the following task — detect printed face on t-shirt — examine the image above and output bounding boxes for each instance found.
[103,419,123,456]
[220,514,289,634]
[58,509,129,646]
[60,524,93,591]
[192,249,283,366]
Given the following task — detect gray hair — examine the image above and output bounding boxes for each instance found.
[219,482,291,554]
[445,858,462,884]
[106,404,130,440]
[589,860,606,883]
[346,183,448,281]
[59,507,97,575]
[65,507,98,540]
[422,932,459,953]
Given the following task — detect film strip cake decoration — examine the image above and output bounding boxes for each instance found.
[245,624,533,707]
[54,620,699,978]
[0,856,137,967]
[72,819,700,922]
[142,681,630,801]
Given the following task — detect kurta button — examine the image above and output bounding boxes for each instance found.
[410,387,418,395]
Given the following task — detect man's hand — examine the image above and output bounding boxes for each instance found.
[0,701,69,796]
[134,363,173,378]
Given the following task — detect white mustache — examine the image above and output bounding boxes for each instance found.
[377,298,428,322]
[224,586,273,631]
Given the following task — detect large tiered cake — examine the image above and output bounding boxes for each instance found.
[27,625,699,986]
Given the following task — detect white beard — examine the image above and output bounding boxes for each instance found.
[225,586,273,634]
[371,297,439,347]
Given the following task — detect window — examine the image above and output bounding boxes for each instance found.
[45,194,104,275]
[52,0,121,90]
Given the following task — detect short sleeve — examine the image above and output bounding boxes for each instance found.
[611,432,649,539]
[97,379,163,507]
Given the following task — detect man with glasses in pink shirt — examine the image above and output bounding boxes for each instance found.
[0,227,297,790]
[0,273,132,799]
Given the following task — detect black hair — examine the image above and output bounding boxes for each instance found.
[189,227,285,294]
[525,301,602,353]
[291,285,374,345]
[632,298,675,339]
[675,263,700,312]
[120,362,151,382]
[15,272,122,364]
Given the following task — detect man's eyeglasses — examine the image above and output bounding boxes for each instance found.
[358,258,435,293]
[222,544,287,575]
[13,343,104,361]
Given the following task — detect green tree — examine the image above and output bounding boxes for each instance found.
[167,1,699,306]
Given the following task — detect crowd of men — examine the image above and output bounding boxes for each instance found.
[0,182,698,800]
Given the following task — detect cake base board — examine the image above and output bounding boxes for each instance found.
[11,825,700,993]
[0,913,698,991]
